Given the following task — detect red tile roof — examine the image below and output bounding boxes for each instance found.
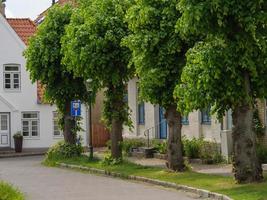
[7,18,36,45]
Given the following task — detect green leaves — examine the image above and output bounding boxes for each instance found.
[24,4,90,122]
[62,0,134,127]
[124,0,186,108]
[174,0,267,117]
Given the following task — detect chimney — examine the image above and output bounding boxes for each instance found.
[52,0,56,5]
[0,0,6,17]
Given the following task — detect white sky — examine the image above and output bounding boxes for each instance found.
[5,0,54,20]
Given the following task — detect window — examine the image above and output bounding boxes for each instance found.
[22,112,39,137]
[181,115,189,125]
[138,102,145,124]
[0,115,8,131]
[201,107,211,124]
[4,64,21,90]
[53,112,63,137]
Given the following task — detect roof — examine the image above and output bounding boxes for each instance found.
[35,0,74,24]
[6,18,36,45]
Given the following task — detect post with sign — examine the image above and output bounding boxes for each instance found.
[71,100,81,145]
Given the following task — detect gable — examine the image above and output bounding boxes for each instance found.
[0,14,26,50]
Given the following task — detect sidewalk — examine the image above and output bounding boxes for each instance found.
[127,157,267,177]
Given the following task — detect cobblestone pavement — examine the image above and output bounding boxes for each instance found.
[0,156,208,200]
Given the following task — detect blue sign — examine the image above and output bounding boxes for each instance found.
[71,100,81,117]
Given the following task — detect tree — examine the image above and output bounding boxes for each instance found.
[124,0,187,171]
[62,0,134,159]
[25,4,89,144]
[174,0,267,183]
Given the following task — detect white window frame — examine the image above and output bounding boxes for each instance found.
[3,64,21,91]
[21,112,40,138]
[53,111,63,138]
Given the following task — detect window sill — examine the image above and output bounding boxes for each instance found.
[201,122,211,125]
[182,123,189,126]
[53,136,64,139]
[23,137,40,140]
[4,89,21,93]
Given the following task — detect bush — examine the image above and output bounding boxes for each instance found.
[0,181,24,200]
[200,141,224,164]
[151,139,167,154]
[101,154,122,166]
[122,138,146,154]
[183,137,203,159]
[46,141,84,160]
[257,144,267,164]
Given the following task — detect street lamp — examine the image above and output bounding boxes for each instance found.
[85,78,93,160]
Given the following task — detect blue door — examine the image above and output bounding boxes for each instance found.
[159,107,167,139]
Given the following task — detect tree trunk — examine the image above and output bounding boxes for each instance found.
[165,105,185,171]
[232,72,263,183]
[63,100,76,144]
[111,118,123,159]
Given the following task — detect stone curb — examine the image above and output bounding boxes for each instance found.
[58,162,232,200]
[0,152,46,159]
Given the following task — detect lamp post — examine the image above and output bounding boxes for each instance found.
[85,79,93,160]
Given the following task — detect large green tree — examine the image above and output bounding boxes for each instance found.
[62,0,134,159]
[25,4,89,144]
[124,0,187,171]
[175,0,267,183]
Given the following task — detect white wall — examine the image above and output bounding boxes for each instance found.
[123,78,222,143]
[0,15,87,148]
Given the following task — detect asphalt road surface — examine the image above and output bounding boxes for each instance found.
[0,156,207,200]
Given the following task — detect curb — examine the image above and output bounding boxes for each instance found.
[58,162,232,200]
[0,152,46,159]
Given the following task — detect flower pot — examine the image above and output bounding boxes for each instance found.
[14,137,23,153]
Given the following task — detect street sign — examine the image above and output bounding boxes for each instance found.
[71,100,81,117]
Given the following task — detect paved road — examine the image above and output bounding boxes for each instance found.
[0,156,204,200]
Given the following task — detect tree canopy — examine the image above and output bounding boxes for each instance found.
[24,4,89,143]
[174,0,267,183]
[174,0,267,117]
[62,0,134,158]
[124,0,186,108]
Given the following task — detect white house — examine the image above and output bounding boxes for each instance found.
[0,12,88,149]
[123,77,234,158]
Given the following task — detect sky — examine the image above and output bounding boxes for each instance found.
[5,0,53,20]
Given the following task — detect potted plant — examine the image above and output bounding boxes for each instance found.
[13,132,23,153]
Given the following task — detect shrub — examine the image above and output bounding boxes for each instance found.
[13,131,23,139]
[151,139,167,154]
[101,154,122,166]
[183,137,203,159]
[0,181,24,200]
[256,144,267,164]
[46,141,83,160]
[121,138,146,154]
[200,141,225,164]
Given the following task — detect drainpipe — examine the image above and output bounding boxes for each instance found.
[52,0,56,5]
[0,0,6,17]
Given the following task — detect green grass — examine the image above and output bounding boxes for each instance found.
[44,156,267,200]
[0,181,24,200]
